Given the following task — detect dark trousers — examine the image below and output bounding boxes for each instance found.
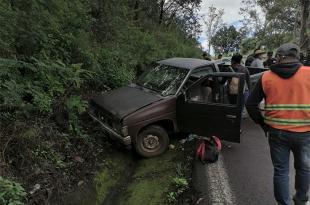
[268,129,310,205]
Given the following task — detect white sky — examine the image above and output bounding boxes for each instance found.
[199,0,244,53]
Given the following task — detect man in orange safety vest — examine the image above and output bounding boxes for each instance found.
[246,43,310,205]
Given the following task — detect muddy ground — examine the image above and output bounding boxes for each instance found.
[62,135,198,205]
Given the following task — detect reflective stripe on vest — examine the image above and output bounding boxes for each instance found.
[265,104,310,111]
[262,66,310,132]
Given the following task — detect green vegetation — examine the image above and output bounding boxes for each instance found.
[211,25,245,55]
[0,0,202,204]
[206,0,309,57]
[117,146,188,205]
[94,154,130,205]
[167,177,189,204]
[62,142,191,205]
[239,0,309,55]
[0,177,26,205]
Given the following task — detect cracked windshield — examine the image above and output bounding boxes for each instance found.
[137,65,188,96]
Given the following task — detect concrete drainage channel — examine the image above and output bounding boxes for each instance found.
[63,138,194,205]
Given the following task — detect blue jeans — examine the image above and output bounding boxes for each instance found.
[268,129,310,205]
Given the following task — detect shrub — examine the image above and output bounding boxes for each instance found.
[0,177,26,205]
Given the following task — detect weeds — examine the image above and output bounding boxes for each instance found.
[166,162,189,204]
[167,176,189,204]
[0,177,26,205]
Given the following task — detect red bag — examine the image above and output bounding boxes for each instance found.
[195,136,221,163]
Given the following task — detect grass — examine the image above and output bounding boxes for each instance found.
[65,140,188,205]
[118,146,184,205]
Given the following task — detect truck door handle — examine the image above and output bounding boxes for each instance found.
[226,114,237,119]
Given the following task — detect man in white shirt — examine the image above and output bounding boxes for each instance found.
[251,49,266,68]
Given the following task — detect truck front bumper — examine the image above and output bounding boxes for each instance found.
[88,112,131,146]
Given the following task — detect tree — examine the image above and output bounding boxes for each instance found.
[203,6,224,54]
[239,0,301,53]
[157,0,202,38]
[299,0,310,56]
[211,25,245,55]
[257,0,299,34]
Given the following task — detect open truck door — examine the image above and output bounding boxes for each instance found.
[177,73,245,143]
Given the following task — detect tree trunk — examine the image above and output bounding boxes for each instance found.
[134,0,139,21]
[299,0,310,56]
[159,0,165,24]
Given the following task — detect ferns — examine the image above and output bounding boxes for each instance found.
[0,58,89,118]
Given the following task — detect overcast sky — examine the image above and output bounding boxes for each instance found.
[199,0,244,53]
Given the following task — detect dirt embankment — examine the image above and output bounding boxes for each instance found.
[0,114,109,204]
[1,113,198,205]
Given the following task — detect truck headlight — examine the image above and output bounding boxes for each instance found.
[121,126,128,136]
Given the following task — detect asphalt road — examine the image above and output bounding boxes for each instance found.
[192,119,298,205]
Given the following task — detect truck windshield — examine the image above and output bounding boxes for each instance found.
[137,65,188,96]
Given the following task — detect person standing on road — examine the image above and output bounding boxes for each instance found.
[217,53,223,60]
[251,49,266,68]
[245,54,255,66]
[264,51,276,68]
[228,53,251,104]
[202,52,211,61]
[246,43,310,205]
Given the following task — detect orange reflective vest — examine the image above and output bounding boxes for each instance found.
[262,66,310,132]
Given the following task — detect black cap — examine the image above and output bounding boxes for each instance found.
[276,43,300,58]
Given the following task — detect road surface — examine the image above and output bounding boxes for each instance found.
[192,119,300,205]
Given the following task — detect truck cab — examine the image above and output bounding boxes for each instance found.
[89,58,260,157]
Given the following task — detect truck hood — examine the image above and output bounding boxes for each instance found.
[91,85,163,119]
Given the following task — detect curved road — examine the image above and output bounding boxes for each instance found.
[193,119,299,205]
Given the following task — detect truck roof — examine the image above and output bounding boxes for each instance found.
[157,58,214,70]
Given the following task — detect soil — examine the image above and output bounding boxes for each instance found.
[0,112,200,205]
[63,137,199,205]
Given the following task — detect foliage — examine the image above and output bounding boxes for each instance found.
[167,177,189,204]
[32,146,66,169]
[203,6,224,53]
[66,95,88,133]
[157,0,203,38]
[0,177,26,205]
[166,162,190,204]
[211,25,245,55]
[0,0,203,204]
[257,0,299,33]
[0,58,89,118]
[239,0,309,55]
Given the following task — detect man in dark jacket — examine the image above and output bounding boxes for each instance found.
[246,43,310,205]
[264,51,276,67]
[202,52,211,61]
[231,53,251,90]
[228,53,251,104]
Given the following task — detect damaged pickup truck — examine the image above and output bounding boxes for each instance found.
[89,58,265,157]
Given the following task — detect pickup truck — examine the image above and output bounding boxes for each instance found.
[89,58,266,157]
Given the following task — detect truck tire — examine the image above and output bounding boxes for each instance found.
[135,125,169,158]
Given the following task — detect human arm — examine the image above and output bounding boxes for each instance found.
[245,77,268,130]
[245,69,251,91]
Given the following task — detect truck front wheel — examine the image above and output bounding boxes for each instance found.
[135,125,169,158]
